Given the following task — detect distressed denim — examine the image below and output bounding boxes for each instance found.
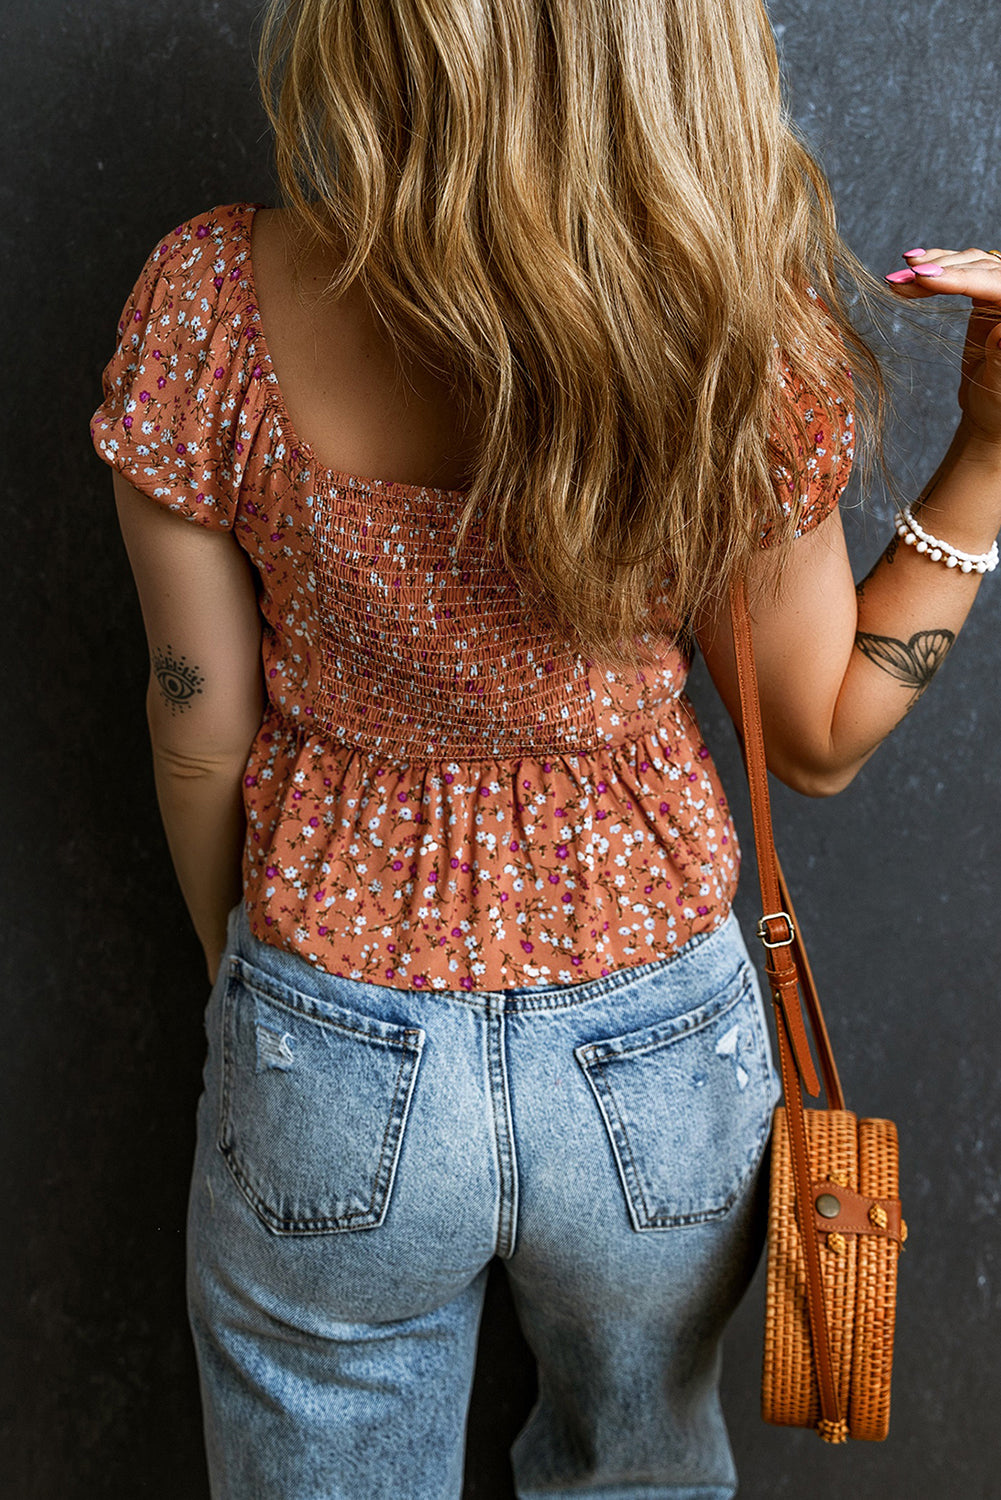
[186,901,781,1499]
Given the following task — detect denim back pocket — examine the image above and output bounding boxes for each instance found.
[218,955,425,1235]
[574,960,779,1230]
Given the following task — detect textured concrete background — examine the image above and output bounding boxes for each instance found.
[3,1,999,1495]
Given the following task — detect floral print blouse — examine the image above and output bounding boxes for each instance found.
[90,203,854,991]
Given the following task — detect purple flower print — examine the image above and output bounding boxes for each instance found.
[90,205,753,995]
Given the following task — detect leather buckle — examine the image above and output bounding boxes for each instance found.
[757,910,795,949]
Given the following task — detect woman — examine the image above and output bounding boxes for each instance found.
[89,0,1001,1493]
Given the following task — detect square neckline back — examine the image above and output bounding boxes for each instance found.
[241,202,474,505]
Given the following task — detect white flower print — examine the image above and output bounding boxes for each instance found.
[90,205,843,993]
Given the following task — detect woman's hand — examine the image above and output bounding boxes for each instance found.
[886,247,1001,446]
[697,241,1001,795]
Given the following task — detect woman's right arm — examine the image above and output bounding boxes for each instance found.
[695,246,1001,796]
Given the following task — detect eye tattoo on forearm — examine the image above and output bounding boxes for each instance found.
[854,628,955,712]
[151,645,205,714]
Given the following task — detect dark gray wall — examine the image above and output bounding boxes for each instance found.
[3,1,999,1495]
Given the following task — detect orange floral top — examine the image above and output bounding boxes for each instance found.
[90,203,854,991]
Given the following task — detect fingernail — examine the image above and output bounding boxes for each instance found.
[902,247,926,257]
[885,269,916,283]
[913,263,943,276]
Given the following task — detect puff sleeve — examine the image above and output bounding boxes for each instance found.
[759,292,856,548]
[89,213,246,530]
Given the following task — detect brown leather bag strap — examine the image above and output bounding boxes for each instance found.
[777,867,844,1110]
[728,573,844,1432]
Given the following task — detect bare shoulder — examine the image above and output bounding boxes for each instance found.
[244,206,483,489]
[250,204,355,308]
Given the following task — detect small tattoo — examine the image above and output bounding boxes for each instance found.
[151,645,205,713]
[884,532,900,565]
[854,628,955,710]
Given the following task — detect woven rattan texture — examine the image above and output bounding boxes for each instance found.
[761,1108,901,1441]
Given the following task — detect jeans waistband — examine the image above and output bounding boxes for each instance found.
[226,899,741,1017]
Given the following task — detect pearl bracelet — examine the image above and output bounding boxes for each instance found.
[893,503,999,574]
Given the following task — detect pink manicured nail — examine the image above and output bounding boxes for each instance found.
[885,269,916,283]
[913,263,943,276]
[902,248,926,257]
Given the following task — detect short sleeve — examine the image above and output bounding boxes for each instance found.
[759,293,855,549]
[89,213,243,530]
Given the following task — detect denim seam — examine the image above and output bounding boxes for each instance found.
[230,954,421,1047]
[576,1059,651,1231]
[217,1041,420,1233]
[584,1063,772,1230]
[216,977,425,1234]
[234,897,731,1017]
[575,966,751,1065]
[576,977,773,1229]
[486,1006,519,1257]
[447,916,727,1016]
[239,980,423,1051]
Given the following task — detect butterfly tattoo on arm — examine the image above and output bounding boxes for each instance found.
[854,628,955,712]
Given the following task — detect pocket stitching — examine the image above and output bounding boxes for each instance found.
[576,960,751,1067]
[578,1059,654,1230]
[575,972,774,1229]
[228,953,420,1049]
[219,1042,420,1232]
[217,971,425,1235]
[238,975,424,1052]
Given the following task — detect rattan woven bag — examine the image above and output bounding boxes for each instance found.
[729,577,907,1443]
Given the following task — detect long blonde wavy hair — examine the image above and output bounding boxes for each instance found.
[256,0,888,673]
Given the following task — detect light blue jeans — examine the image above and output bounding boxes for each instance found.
[186,900,780,1499]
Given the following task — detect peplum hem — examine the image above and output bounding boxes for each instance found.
[240,701,740,991]
[90,203,856,993]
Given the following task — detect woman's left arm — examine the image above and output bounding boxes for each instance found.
[695,248,1001,796]
[112,471,266,983]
